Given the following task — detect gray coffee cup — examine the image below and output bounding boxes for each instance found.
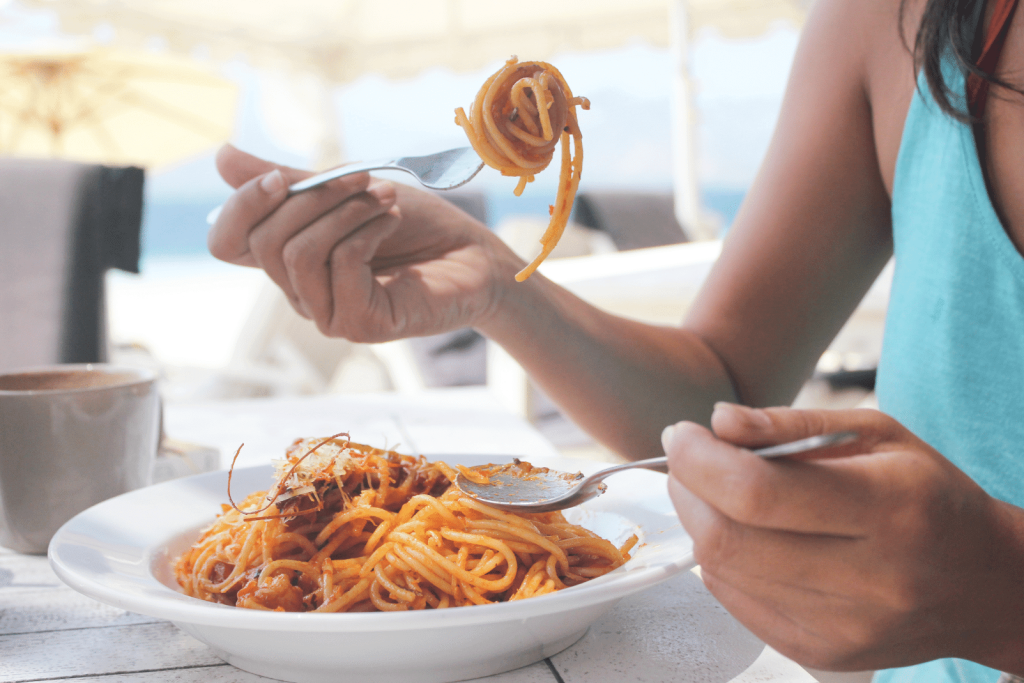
[0,364,160,554]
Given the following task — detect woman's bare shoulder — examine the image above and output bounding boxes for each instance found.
[798,0,919,101]
[803,0,922,192]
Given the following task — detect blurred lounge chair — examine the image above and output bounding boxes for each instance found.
[199,191,493,399]
[441,190,487,229]
[425,190,693,391]
[487,242,893,424]
[233,282,406,396]
[487,240,723,421]
[486,190,696,429]
[572,190,691,249]
[402,191,492,389]
[0,158,144,373]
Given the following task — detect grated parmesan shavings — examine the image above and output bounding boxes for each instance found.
[270,437,356,498]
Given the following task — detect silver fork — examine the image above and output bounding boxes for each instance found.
[206,146,484,224]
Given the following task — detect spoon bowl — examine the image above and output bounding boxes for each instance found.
[456,431,858,513]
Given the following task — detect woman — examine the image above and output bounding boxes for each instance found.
[208,0,1024,679]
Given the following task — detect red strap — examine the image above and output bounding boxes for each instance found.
[967,0,1020,117]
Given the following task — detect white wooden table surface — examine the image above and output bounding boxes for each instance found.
[0,387,831,683]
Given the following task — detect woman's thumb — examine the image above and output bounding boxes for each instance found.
[711,402,868,458]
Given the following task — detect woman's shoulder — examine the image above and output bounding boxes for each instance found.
[796,0,922,191]
[803,0,920,72]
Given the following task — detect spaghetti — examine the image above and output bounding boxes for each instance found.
[456,459,555,485]
[456,56,589,281]
[174,435,636,612]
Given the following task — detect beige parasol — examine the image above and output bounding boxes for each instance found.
[0,48,236,167]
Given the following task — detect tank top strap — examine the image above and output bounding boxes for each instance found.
[968,0,1020,117]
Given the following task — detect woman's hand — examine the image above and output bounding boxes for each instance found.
[207,144,520,342]
[663,403,1024,674]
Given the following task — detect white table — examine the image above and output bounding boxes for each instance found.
[0,388,831,683]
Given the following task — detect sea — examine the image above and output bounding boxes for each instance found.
[139,188,745,265]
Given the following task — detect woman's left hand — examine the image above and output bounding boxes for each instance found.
[663,403,1024,674]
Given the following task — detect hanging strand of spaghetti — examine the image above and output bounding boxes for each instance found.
[455,56,589,281]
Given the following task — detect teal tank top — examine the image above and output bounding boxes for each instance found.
[871,62,1024,683]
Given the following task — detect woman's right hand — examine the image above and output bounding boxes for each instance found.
[207,144,521,342]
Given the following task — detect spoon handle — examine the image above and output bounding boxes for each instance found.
[752,430,857,458]
[594,430,859,484]
[589,457,668,486]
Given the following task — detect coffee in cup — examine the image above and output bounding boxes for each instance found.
[0,364,160,553]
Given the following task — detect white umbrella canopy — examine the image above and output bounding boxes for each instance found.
[689,0,812,39]
[25,0,670,81]
[0,48,237,167]
[24,0,809,83]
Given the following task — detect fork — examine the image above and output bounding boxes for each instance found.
[206,146,484,224]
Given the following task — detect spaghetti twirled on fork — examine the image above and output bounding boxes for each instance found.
[456,56,589,281]
[174,435,636,612]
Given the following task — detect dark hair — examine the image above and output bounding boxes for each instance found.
[901,0,1022,122]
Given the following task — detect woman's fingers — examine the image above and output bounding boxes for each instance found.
[243,175,383,316]
[669,475,934,671]
[690,516,951,671]
[698,569,874,671]
[321,206,405,341]
[709,402,900,456]
[208,169,290,265]
[209,144,380,294]
[282,200,403,337]
[208,145,316,265]
[664,419,896,536]
[281,181,397,325]
[209,155,504,343]
[697,570,836,667]
[668,475,866,593]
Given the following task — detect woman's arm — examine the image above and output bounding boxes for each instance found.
[475,0,898,455]
[682,0,898,408]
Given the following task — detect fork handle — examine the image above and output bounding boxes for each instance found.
[287,158,401,193]
[206,158,401,224]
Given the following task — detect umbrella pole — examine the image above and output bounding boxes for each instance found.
[312,75,344,170]
[670,0,710,241]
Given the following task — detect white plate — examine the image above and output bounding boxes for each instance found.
[49,454,693,683]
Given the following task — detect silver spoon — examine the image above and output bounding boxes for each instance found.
[456,431,858,513]
[206,146,484,224]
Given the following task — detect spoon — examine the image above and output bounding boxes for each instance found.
[456,431,858,513]
[206,146,484,224]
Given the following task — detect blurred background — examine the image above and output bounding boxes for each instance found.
[1,0,884,458]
